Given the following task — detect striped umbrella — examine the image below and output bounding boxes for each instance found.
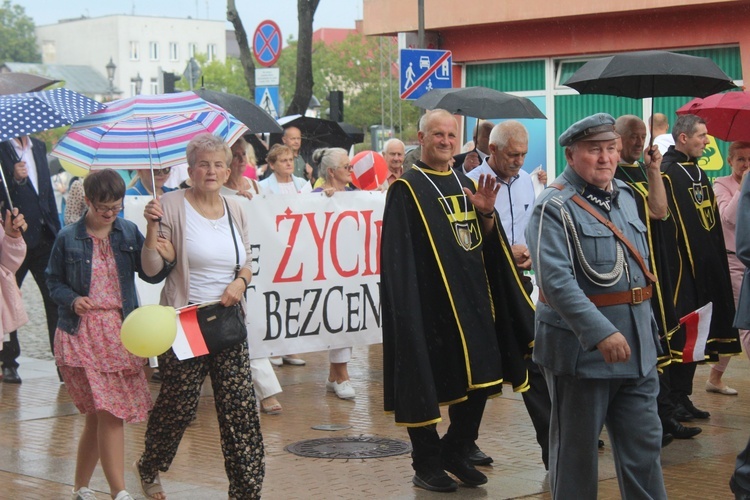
[52,91,248,170]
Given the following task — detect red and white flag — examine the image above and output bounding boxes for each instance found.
[680,302,712,363]
[172,304,209,360]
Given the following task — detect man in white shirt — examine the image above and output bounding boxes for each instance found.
[467,120,552,470]
[467,121,537,269]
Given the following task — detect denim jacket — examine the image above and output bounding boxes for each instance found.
[45,213,174,334]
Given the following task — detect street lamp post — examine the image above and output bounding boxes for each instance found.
[133,73,143,96]
[106,57,116,101]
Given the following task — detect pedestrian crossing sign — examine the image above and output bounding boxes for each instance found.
[255,86,279,119]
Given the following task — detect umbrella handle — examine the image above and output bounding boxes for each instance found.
[0,164,14,213]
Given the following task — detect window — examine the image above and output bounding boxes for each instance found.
[150,78,159,94]
[130,80,137,96]
[149,42,160,61]
[189,43,197,58]
[169,42,179,61]
[129,42,139,61]
[207,44,216,62]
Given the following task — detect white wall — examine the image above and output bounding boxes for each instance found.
[37,15,226,96]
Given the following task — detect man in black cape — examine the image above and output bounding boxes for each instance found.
[614,115,701,441]
[381,109,533,492]
[659,114,741,420]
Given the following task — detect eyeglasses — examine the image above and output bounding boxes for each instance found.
[153,167,172,175]
[339,164,353,171]
[92,203,123,214]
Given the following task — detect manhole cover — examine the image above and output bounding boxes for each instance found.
[285,435,411,459]
[311,424,351,431]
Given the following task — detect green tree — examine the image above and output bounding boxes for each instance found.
[0,1,40,63]
[278,34,420,139]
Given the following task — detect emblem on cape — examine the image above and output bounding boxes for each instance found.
[687,184,715,231]
[691,182,704,203]
[438,194,482,251]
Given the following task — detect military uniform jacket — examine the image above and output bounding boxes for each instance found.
[525,167,659,378]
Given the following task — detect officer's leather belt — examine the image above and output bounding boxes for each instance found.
[538,284,652,307]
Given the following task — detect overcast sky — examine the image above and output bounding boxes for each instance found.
[19,0,363,42]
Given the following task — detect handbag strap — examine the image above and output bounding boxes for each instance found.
[550,183,657,284]
[222,197,247,300]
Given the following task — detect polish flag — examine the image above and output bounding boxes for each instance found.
[172,304,209,360]
[680,302,712,363]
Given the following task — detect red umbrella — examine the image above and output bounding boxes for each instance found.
[676,91,750,142]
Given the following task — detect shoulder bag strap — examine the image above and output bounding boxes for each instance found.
[550,183,657,284]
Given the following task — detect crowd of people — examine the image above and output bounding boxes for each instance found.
[0,103,749,499]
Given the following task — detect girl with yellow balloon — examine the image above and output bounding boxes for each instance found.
[45,169,175,500]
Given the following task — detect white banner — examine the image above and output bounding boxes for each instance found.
[124,191,386,359]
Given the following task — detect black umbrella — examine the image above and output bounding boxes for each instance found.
[413,86,546,119]
[563,50,737,99]
[274,115,356,153]
[337,121,365,145]
[194,88,282,134]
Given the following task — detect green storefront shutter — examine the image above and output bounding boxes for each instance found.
[466,60,545,92]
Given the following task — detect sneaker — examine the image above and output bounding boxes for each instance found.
[412,468,458,492]
[326,379,356,399]
[270,357,283,367]
[71,487,98,500]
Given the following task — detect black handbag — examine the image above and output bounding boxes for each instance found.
[196,302,247,354]
[194,198,248,354]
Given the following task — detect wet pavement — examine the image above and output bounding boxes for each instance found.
[2,280,748,499]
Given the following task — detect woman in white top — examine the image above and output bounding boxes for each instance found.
[222,137,262,200]
[258,144,309,194]
[257,144,308,369]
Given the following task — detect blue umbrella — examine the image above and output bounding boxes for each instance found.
[0,88,105,142]
[0,88,104,213]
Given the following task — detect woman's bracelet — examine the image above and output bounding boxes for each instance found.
[237,276,249,288]
[478,210,494,218]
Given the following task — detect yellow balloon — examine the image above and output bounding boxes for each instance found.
[59,159,89,178]
[121,305,177,358]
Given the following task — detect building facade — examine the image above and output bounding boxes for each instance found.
[363,0,750,178]
[36,15,226,98]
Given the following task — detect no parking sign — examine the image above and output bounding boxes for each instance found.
[253,20,282,68]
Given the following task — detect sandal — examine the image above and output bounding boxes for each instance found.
[261,397,283,415]
[133,461,166,499]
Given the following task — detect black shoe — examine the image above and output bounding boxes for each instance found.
[673,405,695,422]
[663,417,702,439]
[661,433,674,448]
[2,367,21,384]
[598,439,605,449]
[466,443,493,466]
[730,475,750,500]
[412,467,458,492]
[441,450,488,486]
[680,396,710,419]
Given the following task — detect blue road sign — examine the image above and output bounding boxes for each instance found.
[400,49,452,101]
[255,86,279,119]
